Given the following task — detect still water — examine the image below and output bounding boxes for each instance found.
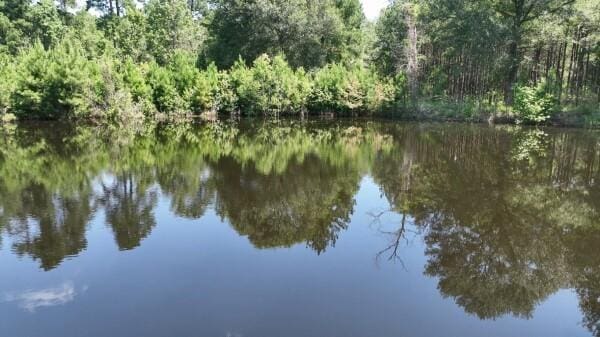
[0,120,599,337]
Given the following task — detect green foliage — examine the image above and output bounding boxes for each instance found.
[8,39,145,120]
[145,0,202,65]
[311,64,358,113]
[205,0,365,69]
[0,0,597,124]
[11,41,102,119]
[122,59,152,105]
[0,0,67,53]
[513,82,556,124]
[113,4,148,62]
[213,69,238,113]
[0,52,15,114]
[373,1,407,76]
[167,51,199,98]
[64,12,111,59]
[309,63,394,114]
[0,12,21,54]
[146,61,185,114]
[229,55,311,115]
[189,63,220,113]
[25,0,66,49]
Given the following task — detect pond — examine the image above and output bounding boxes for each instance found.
[0,120,599,337]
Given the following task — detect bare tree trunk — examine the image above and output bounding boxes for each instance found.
[504,37,519,105]
[558,39,568,103]
[404,4,419,109]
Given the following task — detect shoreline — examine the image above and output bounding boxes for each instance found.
[3,111,600,130]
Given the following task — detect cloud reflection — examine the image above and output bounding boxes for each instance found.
[3,282,80,312]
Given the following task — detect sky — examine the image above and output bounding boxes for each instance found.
[360,0,389,21]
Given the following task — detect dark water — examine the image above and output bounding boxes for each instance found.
[0,120,599,337]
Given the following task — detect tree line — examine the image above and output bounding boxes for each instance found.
[0,0,598,124]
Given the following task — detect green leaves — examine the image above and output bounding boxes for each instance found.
[310,63,395,114]
[205,0,365,69]
[228,54,311,115]
[11,41,103,119]
[513,82,556,124]
[145,0,202,65]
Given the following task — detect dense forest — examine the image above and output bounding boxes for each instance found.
[0,0,598,125]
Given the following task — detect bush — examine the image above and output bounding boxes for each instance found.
[229,55,311,116]
[1,46,399,121]
[146,62,185,114]
[214,69,238,114]
[309,64,394,114]
[93,56,145,122]
[189,63,220,113]
[360,69,395,113]
[167,51,199,99]
[0,53,15,114]
[12,41,103,119]
[1,113,16,123]
[513,82,556,124]
[122,59,153,106]
[66,12,111,59]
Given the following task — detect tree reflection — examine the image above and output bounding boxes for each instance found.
[100,174,158,251]
[372,124,600,329]
[212,154,359,253]
[0,121,381,262]
[3,184,93,271]
[0,121,599,335]
[0,126,97,270]
[564,226,600,336]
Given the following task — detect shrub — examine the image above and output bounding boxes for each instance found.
[65,12,111,59]
[93,56,145,122]
[513,82,556,124]
[146,62,185,114]
[309,64,393,114]
[215,69,238,114]
[360,69,395,113]
[1,113,17,123]
[12,41,103,119]
[167,51,199,99]
[228,58,257,114]
[122,59,152,105]
[0,53,15,114]
[229,55,311,116]
[189,63,220,113]
[309,63,346,112]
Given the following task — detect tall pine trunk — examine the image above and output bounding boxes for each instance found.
[404,4,419,109]
[504,28,520,105]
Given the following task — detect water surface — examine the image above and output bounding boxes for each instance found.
[0,120,599,337]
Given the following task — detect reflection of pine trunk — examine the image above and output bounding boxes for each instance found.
[402,150,413,193]
[404,5,419,109]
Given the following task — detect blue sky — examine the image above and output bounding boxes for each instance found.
[360,0,388,20]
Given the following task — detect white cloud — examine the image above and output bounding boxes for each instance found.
[3,282,81,312]
[361,0,389,21]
